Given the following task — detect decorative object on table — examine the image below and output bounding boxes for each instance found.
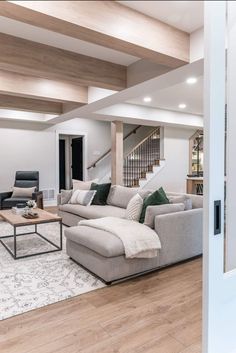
[0,171,44,210]
[22,213,39,219]
[26,200,37,210]
[11,207,25,215]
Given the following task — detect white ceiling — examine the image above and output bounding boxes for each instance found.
[48,59,203,126]
[118,1,204,33]
[128,76,203,115]
[0,16,138,66]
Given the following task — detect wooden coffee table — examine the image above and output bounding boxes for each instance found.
[0,208,62,259]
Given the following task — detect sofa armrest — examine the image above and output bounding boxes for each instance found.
[57,193,62,206]
[154,209,203,267]
[32,191,44,209]
[0,191,12,209]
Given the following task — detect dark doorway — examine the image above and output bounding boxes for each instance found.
[71,137,83,181]
[59,139,66,191]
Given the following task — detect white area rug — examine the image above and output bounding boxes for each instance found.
[0,220,105,321]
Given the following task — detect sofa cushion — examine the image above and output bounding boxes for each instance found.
[59,204,126,220]
[2,197,31,208]
[90,183,111,205]
[107,185,137,208]
[60,190,73,205]
[144,203,185,228]
[168,195,192,210]
[72,179,98,191]
[139,187,170,224]
[167,192,203,209]
[64,225,124,257]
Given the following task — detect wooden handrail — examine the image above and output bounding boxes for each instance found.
[87,125,142,170]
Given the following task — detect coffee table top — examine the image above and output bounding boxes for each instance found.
[0,208,61,226]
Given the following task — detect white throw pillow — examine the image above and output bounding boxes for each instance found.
[72,179,98,191]
[70,190,97,206]
[125,194,143,221]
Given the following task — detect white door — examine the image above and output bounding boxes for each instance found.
[203,1,236,352]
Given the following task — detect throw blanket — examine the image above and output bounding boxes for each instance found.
[79,217,161,259]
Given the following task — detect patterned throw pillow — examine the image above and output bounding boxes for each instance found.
[69,190,97,206]
[125,194,143,222]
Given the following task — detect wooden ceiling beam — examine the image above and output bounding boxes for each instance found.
[0,33,126,91]
[0,94,63,114]
[0,70,88,104]
[0,1,190,68]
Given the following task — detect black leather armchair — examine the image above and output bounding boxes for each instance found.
[0,171,43,209]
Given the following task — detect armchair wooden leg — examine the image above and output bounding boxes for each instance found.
[32,192,44,209]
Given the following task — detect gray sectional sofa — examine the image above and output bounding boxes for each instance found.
[58,186,203,284]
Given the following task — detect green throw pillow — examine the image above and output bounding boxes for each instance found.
[139,187,169,223]
[90,183,111,205]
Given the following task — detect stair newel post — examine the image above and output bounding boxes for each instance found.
[111,121,124,186]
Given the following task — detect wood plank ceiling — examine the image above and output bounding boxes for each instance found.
[0,1,190,117]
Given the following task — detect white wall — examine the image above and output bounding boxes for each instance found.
[190,27,204,63]
[0,118,112,194]
[0,118,147,198]
[0,127,56,193]
[143,126,195,193]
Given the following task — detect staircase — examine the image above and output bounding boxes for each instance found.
[124,127,161,187]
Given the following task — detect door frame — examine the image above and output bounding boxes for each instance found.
[203,2,236,352]
[55,129,88,193]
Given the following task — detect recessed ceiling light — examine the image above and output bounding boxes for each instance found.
[179,103,186,109]
[143,96,152,103]
[186,77,197,84]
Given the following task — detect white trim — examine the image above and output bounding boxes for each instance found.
[55,129,88,194]
[203,2,236,353]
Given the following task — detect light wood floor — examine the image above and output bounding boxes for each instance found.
[0,257,202,353]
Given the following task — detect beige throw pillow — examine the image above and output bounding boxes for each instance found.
[144,203,185,228]
[60,190,73,205]
[169,195,192,210]
[107,185,137,209]
[125,194,143,221]
[72,179,98,191]
[11,186,36,198]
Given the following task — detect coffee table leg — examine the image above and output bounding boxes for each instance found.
[14,226,17,259]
